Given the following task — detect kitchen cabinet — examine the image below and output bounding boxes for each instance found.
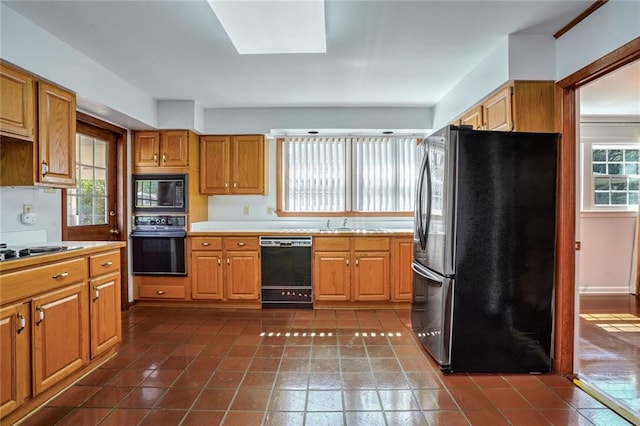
[190,237,224,300]
[0,302,30,419]
[200,135,266,195]
[133,129,197,172]
[0,62,36,141]
[88,251,122,359]
[224,237,260,300]
[32,282,88,396]
[313,237,390,302]
[452,81,555,133]
[0,63,76,188]
[391,237,413,301]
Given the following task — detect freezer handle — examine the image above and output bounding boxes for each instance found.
[411,261,444,287]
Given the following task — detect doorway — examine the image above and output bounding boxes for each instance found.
[62,112,129,309]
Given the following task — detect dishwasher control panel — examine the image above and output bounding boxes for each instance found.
[259,236,312,247]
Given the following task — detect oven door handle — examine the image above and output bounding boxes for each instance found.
[130,231,187,238]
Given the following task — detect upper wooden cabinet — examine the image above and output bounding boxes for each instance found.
[0,62,76,188]
[453,81,555,133]
[200,134,266,195]
[0,63,36,141]
[133,130,194,172]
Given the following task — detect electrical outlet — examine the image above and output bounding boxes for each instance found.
[23,204,33,214]
[267,206,275,215]
[243,206,250,216]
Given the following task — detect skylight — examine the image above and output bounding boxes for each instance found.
[207,0,326,55]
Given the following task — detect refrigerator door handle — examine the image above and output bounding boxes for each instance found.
[416,152,429,250]
[425,148,433,244]
[411,261,443,287]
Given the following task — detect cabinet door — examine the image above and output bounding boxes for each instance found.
[0,63,35,141]
[0,303,30,418]
[483,86,513,131]
[134,131,160,167]
[352,252,390,301]
[313,252,351,301]
[90,274,122,359]
[225,250,260,300]
[38,81,76,187]
[200,135,231,194]
[392,238,413,301]
[192,251,225,300]
[459,105,483,130]
[231,135,265,194]
[161,130,189,167]
[32,282,88,396]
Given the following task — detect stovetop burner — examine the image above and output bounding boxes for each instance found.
[0,245,83,262]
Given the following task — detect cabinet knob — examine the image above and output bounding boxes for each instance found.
[35,306,44,324]
[153,153,158,163]
[52,271,69,279]
[16,313,25,333]
[217,257,221,266]
[93,286,100,301]
[355,258,359,266]
[224,183,229,189]
[202,242,211,246]
[101,261,113,267]
[237,242,246,247]
[346,259,350,267]
[156,290,166,295]
[162,153,167,162]
[233,182,238,188]
[227,257,230,265]
[41,161,49,176]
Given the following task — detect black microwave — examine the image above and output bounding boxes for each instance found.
[133,174,187,212]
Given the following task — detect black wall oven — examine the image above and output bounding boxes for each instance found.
[131,215,187,276]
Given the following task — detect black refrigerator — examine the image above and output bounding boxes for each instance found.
[411,125,559,373]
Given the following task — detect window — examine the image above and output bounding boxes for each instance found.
[279,135,420,214]
[582,142,639,210]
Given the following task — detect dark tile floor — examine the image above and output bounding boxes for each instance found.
[578,294,640,422]
[19,306,632,425]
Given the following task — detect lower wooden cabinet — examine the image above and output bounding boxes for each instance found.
[313,251,351,301]
[0,302,30,418]
[392,238,413,301]
[90,274,121,358]
[225,250,260,300]
[191,251,225,300]
[352,251,390,301]
[32,282,88,396]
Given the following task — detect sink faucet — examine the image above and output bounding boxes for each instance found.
[326,219,332,230]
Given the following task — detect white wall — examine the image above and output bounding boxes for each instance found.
[205,107,433,134]
[0,187,61,241]
[579,213,637,293]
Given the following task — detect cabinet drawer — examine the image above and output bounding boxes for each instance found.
[223,237,259,250]
[190,236,223,251]
[89,251,120,278]
[1,258,87,303]
[138,284,185,299]
[314,237,350,251]
[353,237,390,251]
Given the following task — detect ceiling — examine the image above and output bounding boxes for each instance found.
[3,0,638,115]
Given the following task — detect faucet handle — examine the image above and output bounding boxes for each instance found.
[326,219,331,230]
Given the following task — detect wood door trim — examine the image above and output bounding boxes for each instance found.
[555,37,640,376]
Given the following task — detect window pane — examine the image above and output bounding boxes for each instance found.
[624,149,639,161]
[594,177,610,190]
[629,192,639,205]
[594,192,610,205]
[607,164,622,175]
[592,163,606,174]
[79,134,94,165]
[629,178,639,190]
[593,149,606,161]
[607,149,623,161]
[624,163,639,175]
[611,192,627,204]
[610,177,627,190]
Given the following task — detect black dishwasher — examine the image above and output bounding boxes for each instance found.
[259,236,312,308]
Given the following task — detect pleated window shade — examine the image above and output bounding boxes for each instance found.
[282,136,419,213]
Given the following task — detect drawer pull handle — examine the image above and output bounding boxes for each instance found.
[16,313,25,333]
[217,257,221,266]
[101,261,113,267]
[93,286,100,301]
[233,182,238,188]
[156,290,166,295]
[162,153,166,162]
[153,153,158,163]
[227,257,230,265]
[237,242,246,247]
[52,272,69,279]
[35,306,44,324]
[202,242,211,246]
[355,258,359,266]
[346,259,350,266]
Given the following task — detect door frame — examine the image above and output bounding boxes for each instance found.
[64,112,130,310]
[554,37,640,376]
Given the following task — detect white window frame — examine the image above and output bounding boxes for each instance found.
[581,139,640,212]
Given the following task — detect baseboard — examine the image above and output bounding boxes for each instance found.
[578,286,632,294]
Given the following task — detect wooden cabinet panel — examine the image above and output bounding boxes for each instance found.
[133,131,160,167]
[137,283,186,299]
[231,135,265,194]
[190,236,223,251]
[313,252,351,301]
[314,237,350,251]
[200,134,266,195]
[38,81,76,187]
[161,130,189,167]
[0,63,35,141]
[483,86,512,131]
[392,238,413,301]
[32,282,88,396]
[89,273,121,359]
[191,251,224,300]
[223,237,259,251]
[0,303,30,418]
[226,251,260,300]
[89,250,120,278]
[352,252,390,301]
[458,105,483,130]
